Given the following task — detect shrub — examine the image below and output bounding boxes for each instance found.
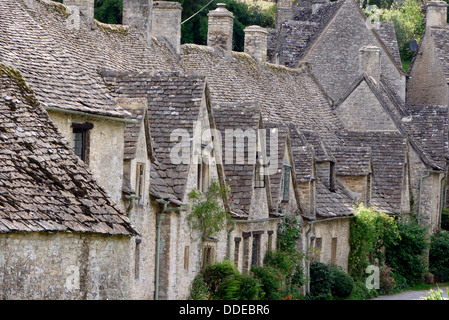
[429,230,449,282]
[379,264,397,295]
[329,265,354,298]
[188,274,211,300]
[202,260,240,297]
[441,209,449,231]
[385,218,428,285]
[251,265,282,300]
[237,275,262,300]
[309,262,333,299]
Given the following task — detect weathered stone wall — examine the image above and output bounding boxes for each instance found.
[304,0,405,102]
[336,81,399,131]
[63,0,94,22]
[244,25,268,64]
[312,218,351,272]
[47,111,125,206]
[207,4,234,51]
[338,175,369,204]
[122,0,153,39]
[152,1,182,55]
[0,232,130,299]
[297,181,315,217]
[406,28,449,106]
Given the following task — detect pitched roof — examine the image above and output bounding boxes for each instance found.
[331,146,372,176]
[212,102,262,216]
[341,131,407,214]
[0,0,181,118]
[122,104,153,161]
[0,63,137,235]
[101,71,208,203]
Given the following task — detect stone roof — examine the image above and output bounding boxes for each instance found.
[122,105,153,161]
[341,131,407,214]
[213,103,262,216]
[267,0,403,73]
[0,0,181,118]
[288,125,315,183]
[101,71,208,204]
[331,146,372,176]
[315,179,355,218]
[0,63,137,235]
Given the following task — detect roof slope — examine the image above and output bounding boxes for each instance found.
[0,0,182,118]
[0,64,137,235]
[101,71,207,203]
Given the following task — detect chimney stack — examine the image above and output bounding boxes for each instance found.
[359,46,381,82]
[207,3,235,51]
[152,1,182,55]
[244,25,268,63]
[275,0,293,30]
[63,0,94,25]
[123,0,153,40]
[426,1,448,27]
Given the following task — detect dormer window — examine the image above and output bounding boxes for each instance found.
[281,164,291,202]
[72,122,93,163]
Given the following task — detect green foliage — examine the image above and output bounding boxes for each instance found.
[363,0,425,69]
[309,262,333,299]
[94,0,123,24]
[329,265,354,298]
[251,265,283,300]
[441,208,449,231]
[187,180,230,241]
[277,213,302,254]
[423,286,448,300]
[348,204,400,279]
[192,260,263,300]
[429,230,449,282]
[385,218,428,286]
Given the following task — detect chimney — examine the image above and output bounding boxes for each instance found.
[123,0,153,40]
[244,25,268,63]
[359,46,381,82]
[312,0,329,15]
[63,0,94,25]
[207,3,235,51]
[426,1,448,27]
[152,1,182,55]
[275,0,293,30]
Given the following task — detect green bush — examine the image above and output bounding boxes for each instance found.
[188,274,211,300]
[429,230,449,282]
[441,209,449,231]
[329,265,354,298]
[251,265,282,300]
[309,262,333,299]
[202,260,240,297]
[385,219,428,286]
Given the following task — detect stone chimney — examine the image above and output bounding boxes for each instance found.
[244,25,268,63]
[312,0,329,15]
[152,1,182,55]
[426,1,448,27]
[123,0,153,40]
[63,0,94,25]
[359,46,381,82]
[207,3,235,51]
[275,0,293,30]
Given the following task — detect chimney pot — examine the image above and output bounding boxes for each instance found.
[244,25,268,63]
[426,1,448,27]
[207,3,235,51]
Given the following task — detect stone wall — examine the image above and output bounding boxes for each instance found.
[0,232,130,299]
[336,81,399,131]
[152,1,182,55]
[47,111,125,206]
[312,218,352,272]
[304,0,405,102]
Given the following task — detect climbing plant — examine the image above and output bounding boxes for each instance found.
[187,179,231,242]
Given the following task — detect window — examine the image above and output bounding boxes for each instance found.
[184,246,190,270]
[254,152,265,188]
[281,164,291,202]
[331,238,337,264]
[202,245,215,270]
[233,237,241,268]
[72,122,93,163]
[136,163,145,204]
[251,232,263,266]
[267,230,274,252]
[197,148,210,193]
[329,162,336,192]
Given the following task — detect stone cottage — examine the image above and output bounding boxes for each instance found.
[0,63,137,299]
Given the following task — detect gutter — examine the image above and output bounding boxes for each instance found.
[44,106,138,124]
